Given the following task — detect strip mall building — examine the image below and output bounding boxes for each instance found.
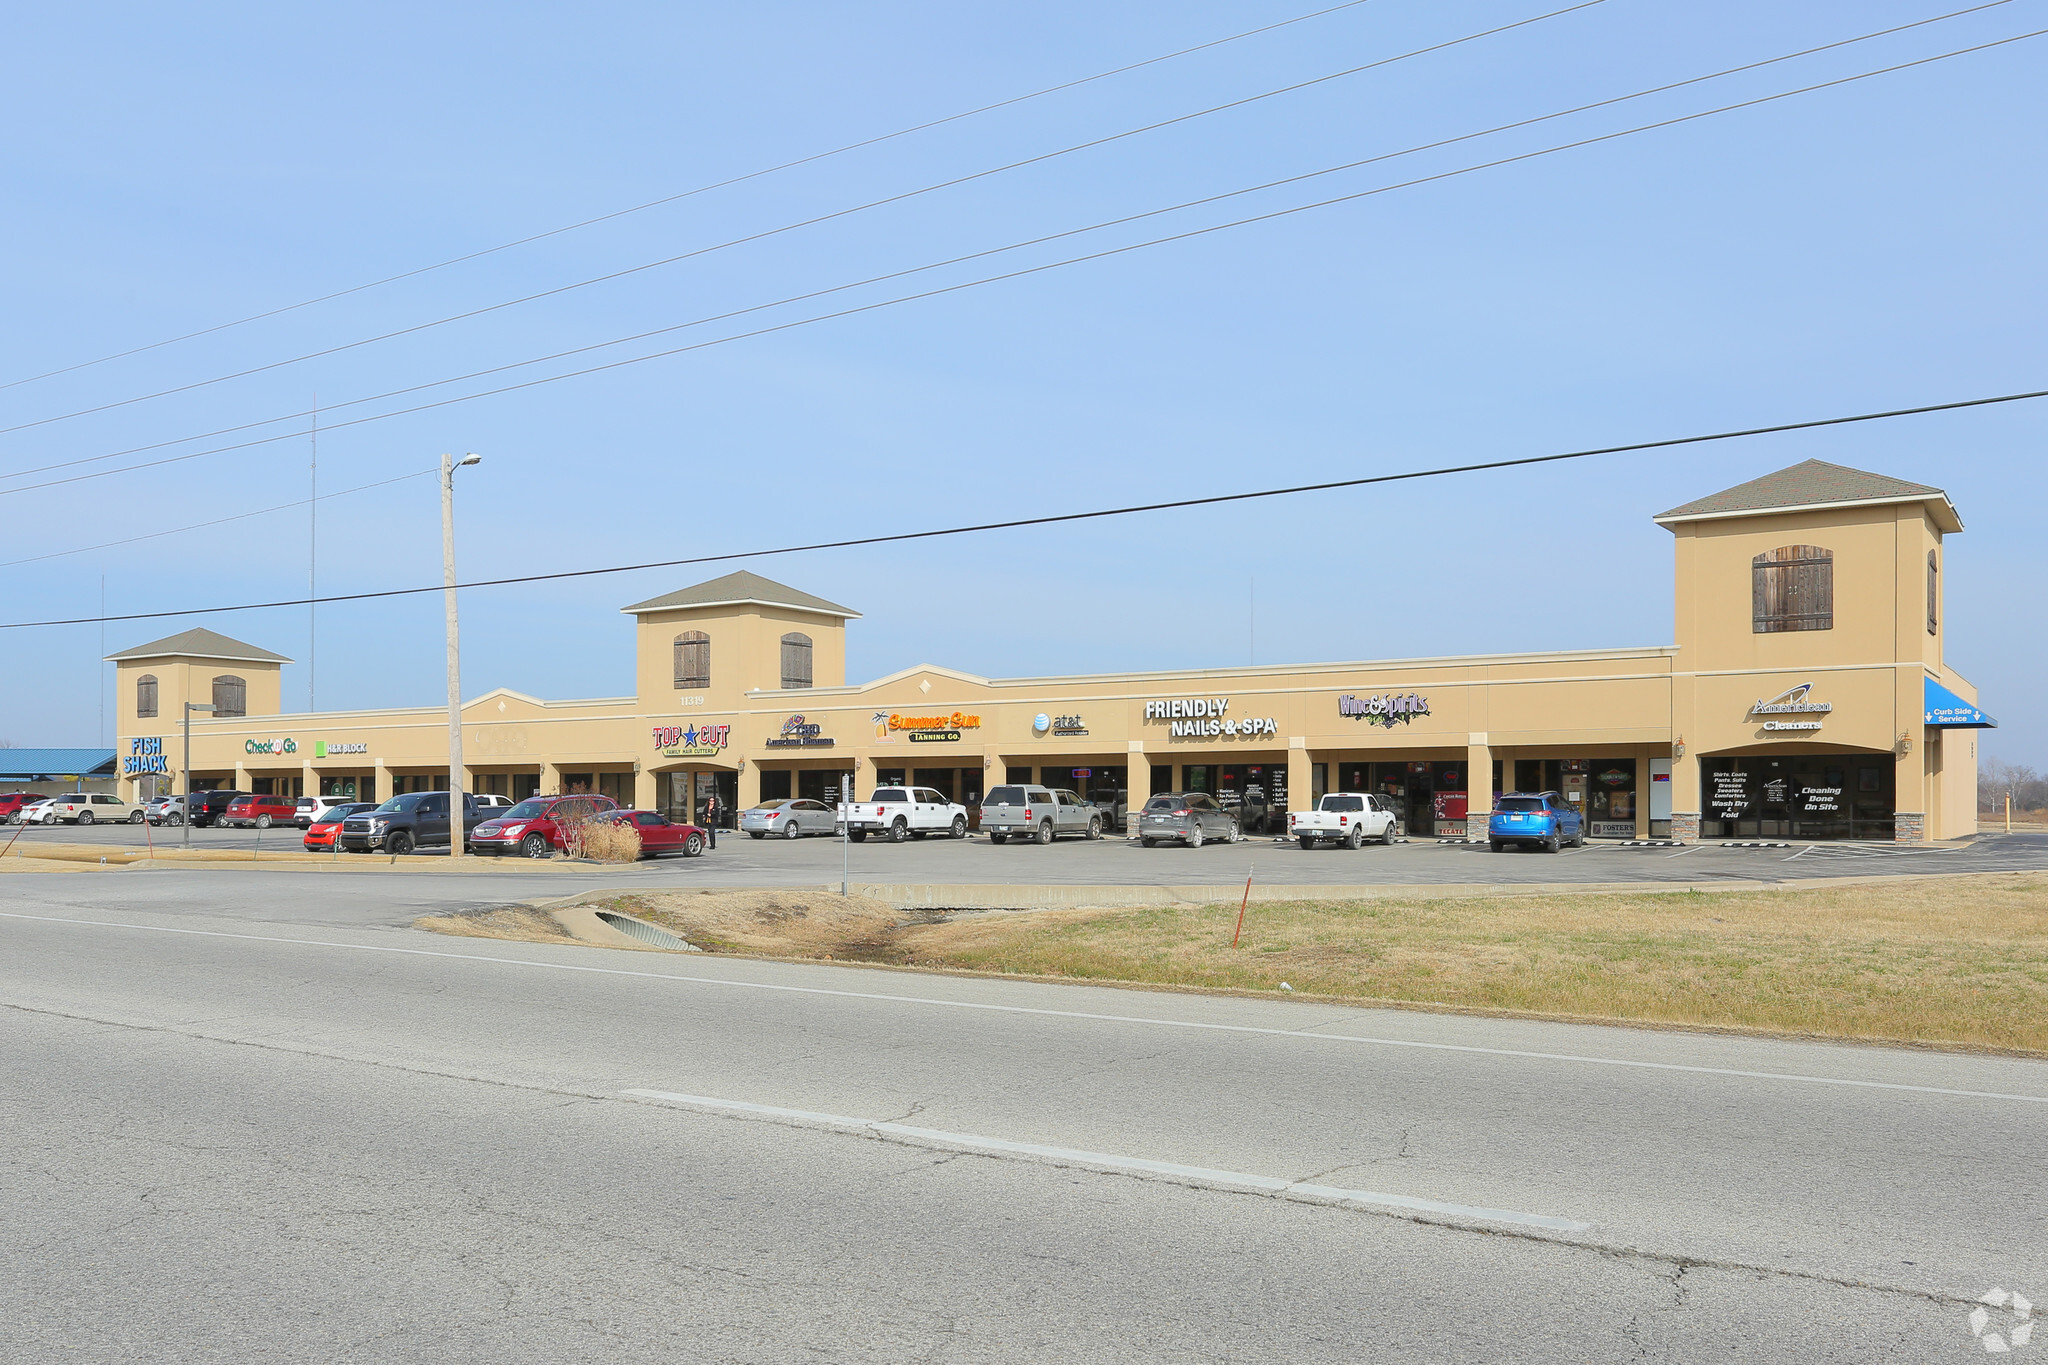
[109,460,1993,842]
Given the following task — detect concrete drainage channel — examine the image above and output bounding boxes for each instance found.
[592,910,699,950]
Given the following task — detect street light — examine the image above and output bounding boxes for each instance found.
[442,453,481,854]
[182,701,214,849]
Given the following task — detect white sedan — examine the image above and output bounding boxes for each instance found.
[14,798,60,825]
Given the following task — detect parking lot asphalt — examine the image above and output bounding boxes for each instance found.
[9,819,2047,892]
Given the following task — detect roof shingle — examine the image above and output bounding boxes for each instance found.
[105,627,292,664]
[1656,459,1956,528]
[620,571,859,619]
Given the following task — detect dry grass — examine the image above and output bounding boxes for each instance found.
[566,819,640,862]
[884,874,2048,1053]
[597,889,902,956]
[416,904,582,944]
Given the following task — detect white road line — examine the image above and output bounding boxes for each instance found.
[5,908,2046,1105]
[620,1088,1592,1232]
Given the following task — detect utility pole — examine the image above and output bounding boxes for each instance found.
[309,397,317,713]
[182,701,214,849]
[442,453,481,854]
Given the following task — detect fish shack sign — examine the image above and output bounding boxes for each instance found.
[1145,697,1278,739]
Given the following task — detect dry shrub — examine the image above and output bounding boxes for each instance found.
[566,818,641,862]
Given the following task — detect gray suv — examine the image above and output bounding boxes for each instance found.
[980,785,1102,844]
[1138,792,1241,848]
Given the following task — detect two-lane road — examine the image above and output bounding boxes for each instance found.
[3,883,2042,1361]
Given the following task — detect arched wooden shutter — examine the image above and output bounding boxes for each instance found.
[780,632,813,689]
[1751,546,1833,633]
[673,631,709,689]
[211,675,247,717]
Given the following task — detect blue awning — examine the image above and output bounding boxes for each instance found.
[1925,677,1996,728]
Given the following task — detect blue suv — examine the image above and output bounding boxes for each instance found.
[1488,792,1583,852]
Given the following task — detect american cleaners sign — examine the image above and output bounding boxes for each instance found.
[1145,697,1278,740]
[888,711,982,744]
[1751,682,1831,732]
[123,736,170,776]
[653,722,731,759]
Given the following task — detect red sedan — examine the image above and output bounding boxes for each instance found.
[603,809,708,858]
[303,802,376,850]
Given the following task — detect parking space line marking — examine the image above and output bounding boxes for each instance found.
[5,909,2046,1106]
[620,1088,1592,1232]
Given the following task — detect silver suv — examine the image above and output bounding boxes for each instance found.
[1138,792,1241,848]
[980,785,1102,844]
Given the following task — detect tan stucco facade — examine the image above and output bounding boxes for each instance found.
[109,466,1989,842]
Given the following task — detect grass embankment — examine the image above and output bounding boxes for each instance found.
[425,876,2048,1053]
[884,876,2048,1053]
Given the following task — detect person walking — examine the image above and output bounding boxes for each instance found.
[703,792,719,849]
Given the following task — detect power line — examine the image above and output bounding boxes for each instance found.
[6,17,2030,500]
[0,2,1609,439]
[0,0,1384,396]
[7,386,2040,631]
[0,469,435,568]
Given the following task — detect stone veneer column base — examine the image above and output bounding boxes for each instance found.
[1894,811,1926,844]
[1670,812,1701,844]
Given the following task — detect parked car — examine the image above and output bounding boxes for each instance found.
[468,794,621,858]
[338,791,495,855]
[1289,792,1398,849]
[184,790,245,828]
[144,794,187,826]
[472,793,514,811]
[302,802,377,850]
[35,792,143,825]
[219,793,303,829]
[979,785,1102,844]
[0,792,46,823]
[1137,792,1241,848]
[294,794,365,829]
[13,797,60,825]
[739,798,840,840]
[1487,792,1585,852]
[597,809,708,858]
[842,787,968,843]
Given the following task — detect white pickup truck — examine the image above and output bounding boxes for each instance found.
[843,786,969,842]
[1288,792,1398,849]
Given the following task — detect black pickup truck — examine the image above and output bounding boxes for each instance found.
[337,791,486,855]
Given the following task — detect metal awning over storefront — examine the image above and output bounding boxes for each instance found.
[1925,677,1996,728]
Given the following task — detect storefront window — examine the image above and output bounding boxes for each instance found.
[1181,764,1213,795]
[1701,755,1891,840]
[1586,759,1637,837]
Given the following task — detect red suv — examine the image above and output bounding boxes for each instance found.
[470,794,619,858]
[0,792,44,823]
[219,793,303,829]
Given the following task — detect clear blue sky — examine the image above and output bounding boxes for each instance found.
[3,1,2042,766]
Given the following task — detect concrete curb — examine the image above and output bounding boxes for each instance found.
[514,870,2044,913]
